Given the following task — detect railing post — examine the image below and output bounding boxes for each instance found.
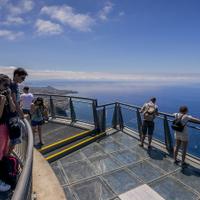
[70,97,76,123]
[97,106,106,133]
[92,100,98,129]
[49,95,55,118]
[118,104,124,131]
[112,103,124,130]
[163,115,173,154]
[136,108,143,140]
[112,103,118,129]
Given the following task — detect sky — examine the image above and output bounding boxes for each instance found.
[0,0,200,78]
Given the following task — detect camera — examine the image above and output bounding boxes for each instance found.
[0,89,9,96]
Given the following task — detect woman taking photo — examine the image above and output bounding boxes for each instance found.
[0,74,15,192]
[30,97,47,146]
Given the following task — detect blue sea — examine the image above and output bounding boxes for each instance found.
[26,79,200,158]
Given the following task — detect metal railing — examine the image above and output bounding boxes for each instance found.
[98,102,200,160]
[12,119,33,200]
[33,93,98,127]
[10,94,200,199]
[32,94,200,159]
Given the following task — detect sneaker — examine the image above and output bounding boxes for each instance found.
[148,145,152,149]
[0,180,11,192]
[181,162,188,168]
[174,160,179,165]
[139,143,144,148]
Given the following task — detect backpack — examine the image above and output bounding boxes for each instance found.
[1,156,20,189]
[8,117,21,140]
[143,104,156,121]
[171,114,186,132]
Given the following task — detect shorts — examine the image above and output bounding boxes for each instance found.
[142,120,155,136]
[10,138,22,146]
[0,124,9,160]
[31,120,43,126]
[23,109,31,118]
[175,132,188,142]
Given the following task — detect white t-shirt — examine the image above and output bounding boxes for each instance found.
[20,93,34,110]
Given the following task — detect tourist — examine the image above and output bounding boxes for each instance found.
[8,68,28,150]
[20,86,34,118]
[10,68,28,119]
[31,97,47,146]
[0,74,16,192]
[173,106,200,167]
[140,97,158,149]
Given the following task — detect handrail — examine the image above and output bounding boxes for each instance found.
[33,93,97,102]
[12,119,33,200]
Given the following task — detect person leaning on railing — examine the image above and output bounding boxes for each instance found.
[0,74,16,192]
[139,97,159,149]
[173,106,200,167]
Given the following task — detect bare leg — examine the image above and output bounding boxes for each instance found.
[38,125,43,144]
[140,122,147,147]
[174,139,181,162]
[32,126,37,144]
[140,134,146,147]
[148,135,152,148]
[181,141,188,164]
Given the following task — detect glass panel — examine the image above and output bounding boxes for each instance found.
[51,96,70,118]
[105,106,115,129]
[99,141,126,153]
[111,149,141,165]
[72,100,94,124]
[111,132,138,148]
[173,165,200,194]
[187,126,200,158]
[128,161,165,182]
[81,143,106,158]
[71,178,116,200]
[153,117,165,143]
[60,150,86,166]
[121,107,138,131]
[61,160,97,184]
[102,169,141,195]
[150,176,198,200]
[89,154,121,174]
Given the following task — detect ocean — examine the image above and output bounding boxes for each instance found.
[26,79,200,158]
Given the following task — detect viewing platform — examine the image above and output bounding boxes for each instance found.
[1,94,200,200]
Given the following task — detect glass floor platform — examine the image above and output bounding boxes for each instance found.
[51,131,200,200]
[35,122,85,147]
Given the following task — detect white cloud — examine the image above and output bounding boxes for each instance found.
[35,19,63,35]
[0,30,23,40]
[3,16,25,25]
[98,1,113,21]
[7,0,34,16]
[1,66,200,84]
[41,5,95,32]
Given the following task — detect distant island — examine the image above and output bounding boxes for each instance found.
[21,85,78,95]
